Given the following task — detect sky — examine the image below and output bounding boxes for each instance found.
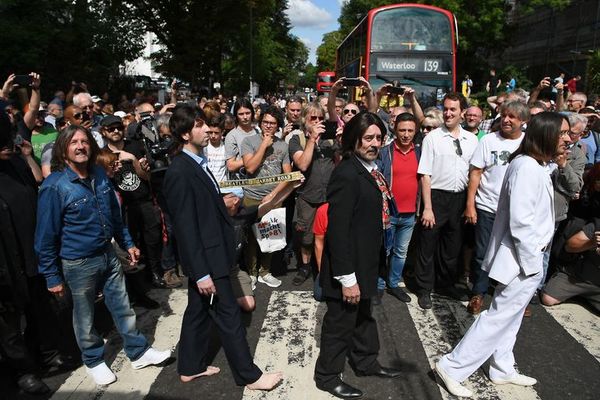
[286,0,346,65]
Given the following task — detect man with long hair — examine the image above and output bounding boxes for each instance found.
[35,125,170,386]
[435,112,571,397]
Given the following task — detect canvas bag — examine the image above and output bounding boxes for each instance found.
[251,208,287,253]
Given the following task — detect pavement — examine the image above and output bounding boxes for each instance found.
[6,256,600,400]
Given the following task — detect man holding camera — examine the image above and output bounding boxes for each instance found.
[101,115,182,289]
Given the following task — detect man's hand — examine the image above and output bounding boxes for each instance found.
[595,231,600,255]
[159,103,176,114]
[308,121,324,142]
[342,283,361,305]
[197,277,217,296]
[117,150,137,162]
[421,208,436,228]
[30,72,41,90]
[81,120,92,129]
[127,247,140,265]
[1,74,16,98]
[463,204,477,224]
[555,82,564,92]
[18,139,33,157]
[48,283,65,297]
[403,86,415,100]
[282,122,295,138]
[223,193,241,216]
[555,153,568,169]
[331,78,345,94]
[261,133,274,148]
[139,157,150,172]
[538,77,551,90]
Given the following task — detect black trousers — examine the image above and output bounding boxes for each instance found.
[314,297,380,389]
[177,276,262,385]
[126,200,164,275]
[0,306,37,376]
[415,189,466,292]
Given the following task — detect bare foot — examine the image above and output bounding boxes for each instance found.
[246,372,284,390]
[180,366,220,382]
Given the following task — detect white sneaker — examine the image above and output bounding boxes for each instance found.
[250,275,257,291]
[435,361,473,398]
[491,373,537,386]
[131,347,171,370]
[258,273,281,288]
[86,362,117,385]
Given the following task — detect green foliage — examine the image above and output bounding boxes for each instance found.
[586,50,600,95]
[499,64,533,91]
[316,31,344,72]
[0,0,145,95]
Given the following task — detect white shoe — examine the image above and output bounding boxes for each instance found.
[131,347,171,370]
[250,276,257,291]
[258,273,281,288]
[86,362,117,385]
[435,362,473,398]
[491,373,537,386]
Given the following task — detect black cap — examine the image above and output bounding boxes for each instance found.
[101,115,123,127]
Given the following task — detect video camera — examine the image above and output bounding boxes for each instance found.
[134,111,172,173]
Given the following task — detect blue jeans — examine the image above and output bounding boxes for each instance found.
[62,248,149,367]
[378,213,416,289]
[470,209,495,295]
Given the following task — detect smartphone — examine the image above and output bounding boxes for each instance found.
[81,112,91,122]
[291,123,300,130]
[342,78,362,87]
[321,121,338,141]
[388,86,405,95]
[14,75,33,86]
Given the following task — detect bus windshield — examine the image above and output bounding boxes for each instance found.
[371,8,452,52]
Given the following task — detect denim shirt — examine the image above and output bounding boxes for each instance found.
[35,165,134,288]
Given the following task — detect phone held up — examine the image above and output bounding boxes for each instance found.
[13,75,33,87]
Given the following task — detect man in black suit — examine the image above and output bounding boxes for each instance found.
[163,104,282,390]
[314,112,402,399]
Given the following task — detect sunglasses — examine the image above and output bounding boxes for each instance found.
[105,125,124,132]
[453,138,463,157]
[309,115,324,121]
[73,113,83,119]
[422,125,435,131]
[343,109,358,115]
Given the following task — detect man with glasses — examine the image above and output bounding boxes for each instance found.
[462,106,486,140]
[415,93,478,309]
[281,96,303,143]
[566,92,587,113]
[241,106,291,288]
[101,115,182,290]
[73,92,104,147]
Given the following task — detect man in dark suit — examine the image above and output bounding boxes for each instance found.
[163,104,282,390]
[314,112,402,399]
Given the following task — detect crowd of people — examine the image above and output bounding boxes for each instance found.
[0,70,599,398]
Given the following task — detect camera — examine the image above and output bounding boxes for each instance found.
[291,123,300,130]
[134,112,172,172]
[388,86,405,95]
[342,78,362,87]
[14,75,33,86]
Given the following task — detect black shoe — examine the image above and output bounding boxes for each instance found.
[151,272,167,289]
[17,374,50,394]
[438,286,469,301]
[418,292,432,309]
[529,290,540,305]
[132,295,160,309]
[388,287,411,303]
[292,266,310,286]
[356,366,402,378]
[316,381,363,399]
[372,289,384,305]
[45,354,81,371]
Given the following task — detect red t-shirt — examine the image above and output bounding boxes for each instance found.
[391,143,418,213]
[313,203,329,235]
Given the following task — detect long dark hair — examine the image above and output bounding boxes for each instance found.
[233,97,254,124]
[51,125,99,172]
[341,111,386,159]
[509,112,564,163]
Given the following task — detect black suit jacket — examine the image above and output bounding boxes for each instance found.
[163,151,235,282]
[320,154,385,299]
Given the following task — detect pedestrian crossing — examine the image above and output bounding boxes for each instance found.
[45,287,600,400]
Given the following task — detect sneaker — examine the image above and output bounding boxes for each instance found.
[466,294,483,315]
[86,362,117,385]
[491,373,537,386]
[131,348,171,370]
[163,269,183,288]
[250,276,257,291]
[435,361,473,397]
[258,273,282,288]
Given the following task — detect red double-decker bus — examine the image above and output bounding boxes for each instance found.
[335,3,458,107]
[316,71,335,93]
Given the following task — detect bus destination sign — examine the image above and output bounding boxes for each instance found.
[376,57,447,73]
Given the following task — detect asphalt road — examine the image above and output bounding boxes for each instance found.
[6,257,600,400]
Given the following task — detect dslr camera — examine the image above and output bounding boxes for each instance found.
[134,112,172,172]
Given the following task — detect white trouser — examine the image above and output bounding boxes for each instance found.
[438,270,543,382]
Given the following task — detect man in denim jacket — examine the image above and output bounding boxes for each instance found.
[35,125,169,386]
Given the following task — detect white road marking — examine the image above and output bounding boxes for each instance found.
[406,293,541,400]
[50,288,186,400]
[543,302,600,363]
[243,291,336,400]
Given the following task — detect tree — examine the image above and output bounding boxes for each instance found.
[316,31,344,72]
[586,50,600,96]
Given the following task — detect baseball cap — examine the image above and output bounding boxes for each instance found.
[101,115,123,127]
[91,95,103,103]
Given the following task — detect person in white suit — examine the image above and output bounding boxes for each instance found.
[434,112,571,398]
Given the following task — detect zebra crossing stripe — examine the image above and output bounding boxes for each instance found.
[543,302,600,363]
[50,289,186,400]
[243,290,336,399]
[405,293,541,400]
